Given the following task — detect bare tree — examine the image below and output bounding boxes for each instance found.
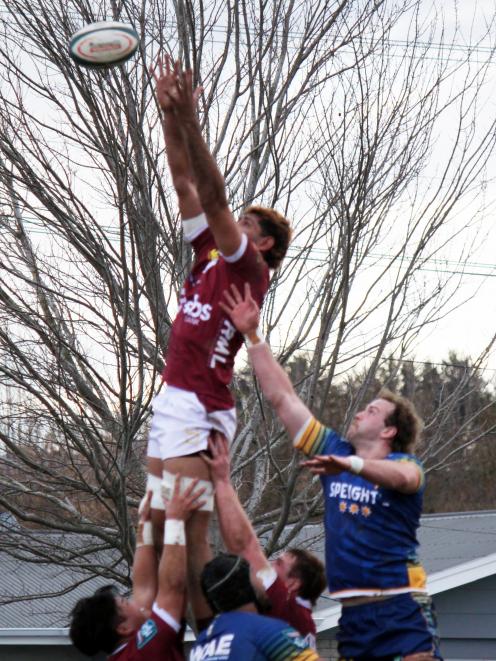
[0,0,495,598]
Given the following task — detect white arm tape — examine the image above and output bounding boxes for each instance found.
[146,474,166,510]
[349,455,365,475]
[255,565,277,590]
[164,519,186,546]
[244,327,265,348]
[182,213,208,242]
[137,521,154,548]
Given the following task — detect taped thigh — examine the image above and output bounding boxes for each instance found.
[162,469,214,512]
[145,473,166,510]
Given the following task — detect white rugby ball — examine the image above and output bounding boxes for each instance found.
[69,21,139,68]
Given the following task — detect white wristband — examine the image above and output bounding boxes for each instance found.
[164,519,186,546]
[137,521,153,547]
[349,456,364,475]
[244,327,265,347]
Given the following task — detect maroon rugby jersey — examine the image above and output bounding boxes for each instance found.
[267,575,316,648]
[163,227,269,411]
[108,608,184,660]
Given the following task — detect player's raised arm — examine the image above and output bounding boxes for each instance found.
[201,432,270,573]
[151,54,202,220]
[165,63,244,257]
[155,476,205,621]
[220,283,312,440]
[131,491,159,610]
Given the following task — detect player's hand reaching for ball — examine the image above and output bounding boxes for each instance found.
[220,283,261,335]
[151,55,202,116]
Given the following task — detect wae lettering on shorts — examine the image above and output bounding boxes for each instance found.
[190,633,234,660]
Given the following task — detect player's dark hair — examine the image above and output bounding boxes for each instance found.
[69,585,122,656]
[378,388,424,453]
[287,548,326,606]
[201,553,258,613]
[244,205,292,270]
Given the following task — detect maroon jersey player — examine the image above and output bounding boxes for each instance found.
[146,56,291,628]
[202,432,326,648]
[69,479,205,659]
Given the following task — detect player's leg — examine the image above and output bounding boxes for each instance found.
[162,454,214,630]
[145,455,166,555]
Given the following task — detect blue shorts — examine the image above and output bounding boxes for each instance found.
[337,592,443,660]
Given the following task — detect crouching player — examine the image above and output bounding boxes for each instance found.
[69,478,204,659]
[202,431,326,648]
[190,553,322,660]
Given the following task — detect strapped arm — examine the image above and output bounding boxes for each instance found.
[132,493,158,610]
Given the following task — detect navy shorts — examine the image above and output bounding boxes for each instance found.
[337,592,443,660]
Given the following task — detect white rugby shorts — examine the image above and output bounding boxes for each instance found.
[147,386,237,460]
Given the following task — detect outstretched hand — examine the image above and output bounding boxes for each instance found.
[219,283,260,334]
[301,454,353,476]
[150,54,202,116]
[201,430,231,484]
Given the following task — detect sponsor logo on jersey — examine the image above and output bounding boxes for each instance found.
[190,633,234,660]
[329,481,379,505]
[179,291,213,324]
[136,618,158,649]
[210,319,236,368]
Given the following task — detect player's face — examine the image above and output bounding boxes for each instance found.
[346,398,395,445]
[115,596,148,632]
[238,213,264,244]
[273,551,297,583]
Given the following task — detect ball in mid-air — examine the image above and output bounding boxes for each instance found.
[69,21,139,68]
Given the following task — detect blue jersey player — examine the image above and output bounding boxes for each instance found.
[190,554,320,660]
[220,283,442,661]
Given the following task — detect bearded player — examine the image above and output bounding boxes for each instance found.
[146,57,291,628]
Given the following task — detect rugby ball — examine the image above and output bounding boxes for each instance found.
[69,21,139,68]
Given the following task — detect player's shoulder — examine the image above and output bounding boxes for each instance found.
[294,416,351,457]
[387,451,424,469]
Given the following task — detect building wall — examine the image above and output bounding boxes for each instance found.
[434,574,496,660]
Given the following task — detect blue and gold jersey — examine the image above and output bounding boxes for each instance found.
[189,611,318,660]
[294,418,427,599]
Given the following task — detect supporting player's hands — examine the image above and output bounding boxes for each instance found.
[301,454,354,476]
[201,431,231,484]
[220,283,260,334]
[165,475,206,521]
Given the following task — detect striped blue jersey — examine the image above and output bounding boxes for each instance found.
[294,418,427,599]
[189,612,318,661]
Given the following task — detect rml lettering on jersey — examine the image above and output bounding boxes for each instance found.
[210,320,236,368]
[190,634,234,660]
[329,482,379,504]
[179,292,212,324]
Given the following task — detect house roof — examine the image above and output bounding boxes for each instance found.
[1,510,496,642]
